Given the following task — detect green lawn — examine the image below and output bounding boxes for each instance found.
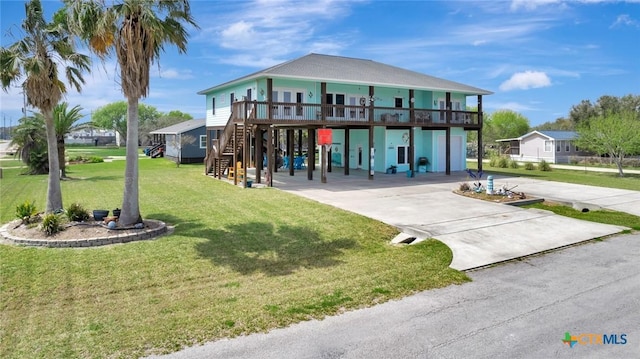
[524,202,640,231]
[65,145,128,158]
[467,161,640,192]
[0,158,468,358]
[0,157,25,168]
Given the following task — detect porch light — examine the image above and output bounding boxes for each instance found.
[260,88,265,96]
[308,91,313,98]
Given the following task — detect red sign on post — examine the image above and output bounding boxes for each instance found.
[318,129,332,145]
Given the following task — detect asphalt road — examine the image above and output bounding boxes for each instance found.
[148,233,640,359]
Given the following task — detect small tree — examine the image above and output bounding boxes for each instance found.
[52,102,83,177]
[575,112,640,177]
[91,101,127,146]
[169,134,195,167]
[10,115,48,174]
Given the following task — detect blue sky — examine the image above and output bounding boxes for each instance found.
[1,0,639,128]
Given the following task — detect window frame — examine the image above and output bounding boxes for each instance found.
[199,135,206,149]
[397,145,408,165]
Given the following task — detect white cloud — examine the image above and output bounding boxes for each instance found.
[499,71,552,91]
[152,68,194,80]
[510,0,560,12]
[197,0,355,67]
[610,14,639,28]
[486,101,536,112]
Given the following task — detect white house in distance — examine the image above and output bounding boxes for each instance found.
[198,53,492,186]
[496,130,592,164]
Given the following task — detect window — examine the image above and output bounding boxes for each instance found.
[199,135,206,149]
[336,94,345,117]
[271,91,279,115]
[544,140,552,152]
[325,93,334,117]
[575,144,580,152]
[397,146,408,164]
[283,91,292,116]
[565,141,570,152]
[395,97,403,108]
[556,141,561,152]
[230,93,235,105]
[296,92,303,116]
[211,97,215,115]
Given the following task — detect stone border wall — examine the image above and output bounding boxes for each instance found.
[0,220,168,248]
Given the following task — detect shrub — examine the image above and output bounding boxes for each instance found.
[538,159,552,171]
[488,155,500,167]
[524,162,535,170]
[459,182,471,191]
[16,200,38,224]
[66,202,90,222]
[88,156,104,163]
[509,159,519,169]
[497,156,509,168]
[41,213,64,236]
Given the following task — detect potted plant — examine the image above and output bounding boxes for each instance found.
[112,208,121,218]
[93,209,109,221]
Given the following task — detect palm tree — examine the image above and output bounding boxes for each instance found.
[10,115,48,174]
[0,0,90,213]
[53,102,84,178]
[64,0,198,225]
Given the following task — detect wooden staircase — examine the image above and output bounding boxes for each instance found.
[205,106,254,179]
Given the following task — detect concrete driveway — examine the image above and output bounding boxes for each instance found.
[263,169,634,270]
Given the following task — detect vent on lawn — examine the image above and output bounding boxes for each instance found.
[399,236,417,244]
[581,208,590,213]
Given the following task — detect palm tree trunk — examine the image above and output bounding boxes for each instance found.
[44,109,63,213]
[57,135,66,178]
[120,97,142,225]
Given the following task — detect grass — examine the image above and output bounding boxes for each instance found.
[65,146,128,158]
[0,157,25,168]
[467,161,640,191]
[0,154,469,358]
[523,201,640,231]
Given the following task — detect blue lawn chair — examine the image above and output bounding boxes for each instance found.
[294,156,305,170]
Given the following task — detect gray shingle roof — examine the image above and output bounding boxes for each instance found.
[537,131,577,140]
[150,119,205,135]
[198,53,492,96]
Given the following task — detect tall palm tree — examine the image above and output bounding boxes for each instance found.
[53,102,83,178]
[0,0,90,213]
[64,0,198,225]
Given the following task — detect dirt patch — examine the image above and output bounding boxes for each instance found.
[453,189,529,203]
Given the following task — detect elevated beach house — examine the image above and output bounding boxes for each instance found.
[198,53,492,186]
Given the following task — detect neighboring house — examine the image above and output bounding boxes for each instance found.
[149,119,207,164]
[496,130,592,164]
[198,53,492,184]
[65,127,116,145]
